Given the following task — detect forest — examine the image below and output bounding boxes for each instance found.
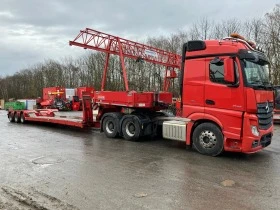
[0,4,279,100]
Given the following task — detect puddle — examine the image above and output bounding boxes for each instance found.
[31,156,64,167]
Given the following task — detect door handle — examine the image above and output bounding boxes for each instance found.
[206,99,215,105]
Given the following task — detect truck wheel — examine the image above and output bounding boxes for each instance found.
[122,117,141,141]
[8,112,15,122]
[103,116,119,138]
[14,112,20,123]
[20,113,25,123]
[192,123,224,156]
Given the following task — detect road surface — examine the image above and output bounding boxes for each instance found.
[0,110,280,210]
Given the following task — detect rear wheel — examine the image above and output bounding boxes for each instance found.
[192,123,224,156]
[20,113,25,123]
[14,112,20,123]
[102,116,119,138]
[122,117,141,141]
[8,112,15,122]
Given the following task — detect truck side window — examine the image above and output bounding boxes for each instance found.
[209,62,228,84]
[209,60,239,85]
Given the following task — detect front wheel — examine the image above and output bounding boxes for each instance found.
[192,123,224,156]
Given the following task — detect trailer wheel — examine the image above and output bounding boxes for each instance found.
[8,112,15,122]
[20,113,25,124]
[192,123,224,156]
[14,112,20,123]
[103,116,119,138]
[122,117,141,141]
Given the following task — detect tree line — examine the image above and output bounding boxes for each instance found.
[0,4,279,100]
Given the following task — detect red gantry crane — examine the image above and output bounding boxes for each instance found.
[69,28,181,92]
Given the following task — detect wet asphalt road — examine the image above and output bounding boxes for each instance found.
[0,110,280,210]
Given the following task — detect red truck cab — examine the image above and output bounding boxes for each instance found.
[180,37,274,155]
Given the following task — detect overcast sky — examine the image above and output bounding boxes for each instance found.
[0,0,278,76]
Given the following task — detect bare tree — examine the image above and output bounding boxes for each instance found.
[1,4,280,100]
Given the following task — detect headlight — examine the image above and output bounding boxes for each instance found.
[251,126,259,137]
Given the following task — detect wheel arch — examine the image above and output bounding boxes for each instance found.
[187,113,223,146]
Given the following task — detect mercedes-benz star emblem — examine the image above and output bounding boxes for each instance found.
[265,101,269,113]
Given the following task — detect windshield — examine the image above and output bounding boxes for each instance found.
[243,59,271,88]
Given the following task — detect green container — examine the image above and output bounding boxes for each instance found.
[4,101,25,110]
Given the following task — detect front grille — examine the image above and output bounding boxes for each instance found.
[257,102,273,130]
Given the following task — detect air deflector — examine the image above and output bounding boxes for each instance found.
[186,41,206,52]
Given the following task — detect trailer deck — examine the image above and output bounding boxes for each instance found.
[8,109,91,128]
[7,95,97,128]
[25,111,85,128]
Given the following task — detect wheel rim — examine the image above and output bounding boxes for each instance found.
[105,120,114,134]
[9,114,13,121]
[199,130,217,149]
[125,122,135,137]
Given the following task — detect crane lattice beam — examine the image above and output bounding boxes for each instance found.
[69,28,181,91]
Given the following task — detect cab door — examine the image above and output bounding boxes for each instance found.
[204,56,245,136]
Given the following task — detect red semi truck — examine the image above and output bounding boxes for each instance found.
[7,29,274,156]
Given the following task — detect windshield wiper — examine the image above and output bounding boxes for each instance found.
[262,81,274,89]
[250,81,267,89]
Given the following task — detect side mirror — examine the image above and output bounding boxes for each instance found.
[224,58,235,83]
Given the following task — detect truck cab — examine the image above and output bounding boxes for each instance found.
[180,36,274,155]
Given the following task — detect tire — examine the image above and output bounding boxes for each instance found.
[102,116,119,138]
[121,117,141,141]
[20,113,25,124]
[192,123,224,156]
[8,112,15,122]
[14,112,20,123]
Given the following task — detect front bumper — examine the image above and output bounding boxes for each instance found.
[224,113,273,154]
[241,113,273,153]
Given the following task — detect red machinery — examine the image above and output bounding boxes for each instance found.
[75,86,94,110]
[71,96,81,111]
[76,87,95,99]
[39,86,96,111]
[7,29,274,156]
[40,87,79,111]
[40,87,69,110]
